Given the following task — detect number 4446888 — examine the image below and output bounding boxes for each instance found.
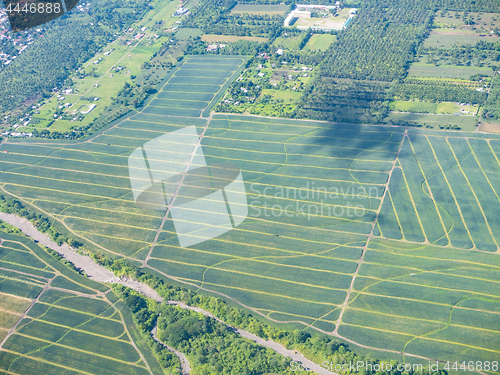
[444,361,498,372]
[6,2,62,14]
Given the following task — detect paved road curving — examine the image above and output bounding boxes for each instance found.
[0,212,335,375]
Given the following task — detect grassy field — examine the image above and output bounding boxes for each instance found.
[385,112,478,131]
[408,62,494,80]
[391,100,478,115]
[230,3,288,15]
[201,34,269,43]
[433,10,500,29]
[0,230,162,375]
[423,29,500,48]
[303,34,337,51]
[2,55,500,370]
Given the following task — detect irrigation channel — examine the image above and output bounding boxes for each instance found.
[0,212,336,375]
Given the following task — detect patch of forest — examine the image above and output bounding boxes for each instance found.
[0,0,150,113]
[183,0,284,37]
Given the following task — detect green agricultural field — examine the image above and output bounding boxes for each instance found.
[1,55,500,371]
[0,230,163,375]
[391,100,478,115]
[303,34,337,51]
[408,62,494,80]
[230,3,289,15]
[423,29,500,49]
[385,112,478,131]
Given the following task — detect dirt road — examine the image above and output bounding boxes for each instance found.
[0,212,335,375]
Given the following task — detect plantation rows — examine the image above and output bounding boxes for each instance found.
[0,230,155,375]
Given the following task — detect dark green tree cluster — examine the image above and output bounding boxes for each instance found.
[421,42,500,67]
[482,74,500,120]
[297,79,391,123]
[157,306,292,375]
[112,285,182,374]
[319,0,432,81]
[0,195,82,247]
[183,0,283,37]
[424,0,500,12]
[0,0,151,114]
[391,78,487,103]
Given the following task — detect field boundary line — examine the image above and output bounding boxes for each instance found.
[334,130,407,334]
[170,258,349,291]
[13,330,148,367]
[348,306,500,334]
[426,137,475,248]
[252,308,337,323]
[354,290,500,307]
[341,322,500,354]
[398,140,428,243]
[152,245,359,271]
[1,349,94,375]
[407,136,451,244]
[465,139,500,249]
[367,247,500,268]
[446,138,499,249]
[171,276,340,306]
[0,156,392,181]
[4,142,395,164]
[101,129,402,148]
[36,302,123,322]
[150,257,351,291]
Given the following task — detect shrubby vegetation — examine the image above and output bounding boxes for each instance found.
[391,78,487,103]
[482,74,500,120]
[183,0,283,37]
[0,195,82,248]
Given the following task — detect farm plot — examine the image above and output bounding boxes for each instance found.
[408,63,494,80]
[2,54,500,367]
[0,230,159,375]
[423,29,500,48]
[230,3,288,15]
[147,115,404,326]
[378,133,500,252]
[340,238,500,366]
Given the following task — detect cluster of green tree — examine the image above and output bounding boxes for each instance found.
[0,0,151,115]
[0,22,108,113]
[297,79,391,123]
[319,0,432,81]
[156,304,292,374]
[424,0,500,12]
[390,78,488,104]
[0,195,82,248]
[482,74,500,120]
[41,245,86,275]
[183,0,283,37]
[87,0,150,29]
[93,253,447,375]
[113,285,182,374]
[422,42,500,67]
[0,220,22,235]
[185,38,266,55]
